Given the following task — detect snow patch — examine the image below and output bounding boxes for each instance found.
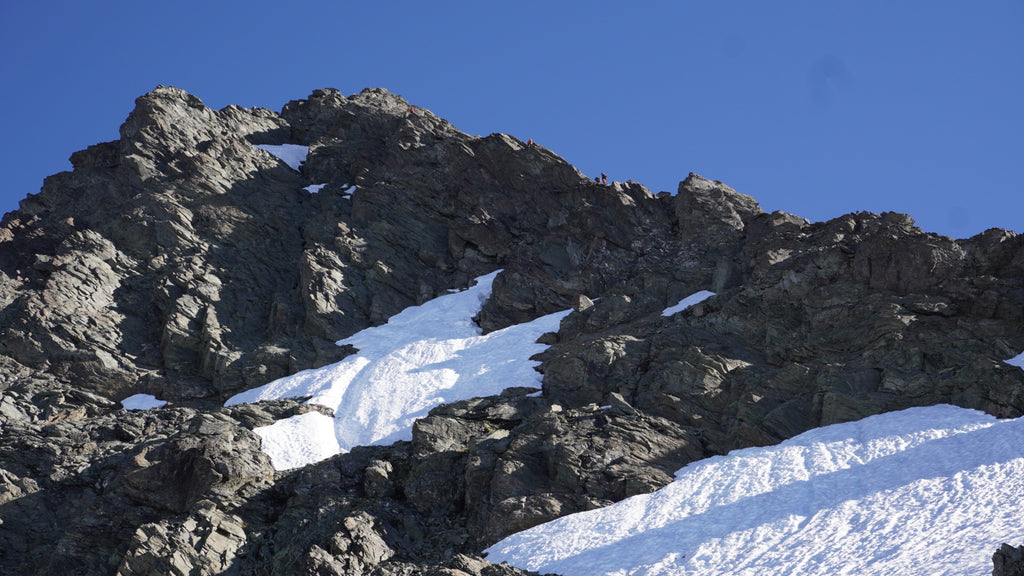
[661,290,715,316]
[226,271,571,470]
[304,183,326,194]
[487,404,1024,576]
[255,143,308,171]
[121,394,167,410]
[1005,351,1024,369]
[342,185,356,198]
[254,411,340,471]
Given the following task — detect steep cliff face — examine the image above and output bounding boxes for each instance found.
[0,86,1022,575]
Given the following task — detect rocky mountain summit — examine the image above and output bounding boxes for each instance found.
[1,86,1022,575]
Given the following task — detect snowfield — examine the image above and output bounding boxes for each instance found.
[254,143,308,171]
[486,404,1024,576]
[226,271,571,470]
[224,274,1024,573]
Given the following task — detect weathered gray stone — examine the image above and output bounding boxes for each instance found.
[117,501,248,576]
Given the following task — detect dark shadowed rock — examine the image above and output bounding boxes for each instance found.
[995,543,1024,576]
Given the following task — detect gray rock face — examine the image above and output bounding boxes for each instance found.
[995,544,1024,576]
[118,500,249,576]
[1,85,1022,575]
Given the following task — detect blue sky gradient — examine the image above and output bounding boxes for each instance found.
[1,1,1021,238]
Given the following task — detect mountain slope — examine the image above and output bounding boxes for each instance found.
[0,86,1022,575]
[487,404,1024,575]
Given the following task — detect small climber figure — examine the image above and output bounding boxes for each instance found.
[601,173,608,185]
[409,105,417,115]
[527,138,533,146]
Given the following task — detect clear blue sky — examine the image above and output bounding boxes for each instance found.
[1,1,1021,238]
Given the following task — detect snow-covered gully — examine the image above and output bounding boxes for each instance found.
[226,271,571,469]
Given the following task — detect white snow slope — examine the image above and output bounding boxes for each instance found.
[226,271,571,470]
[486,404,1024,576]
[224,271,1024,573]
